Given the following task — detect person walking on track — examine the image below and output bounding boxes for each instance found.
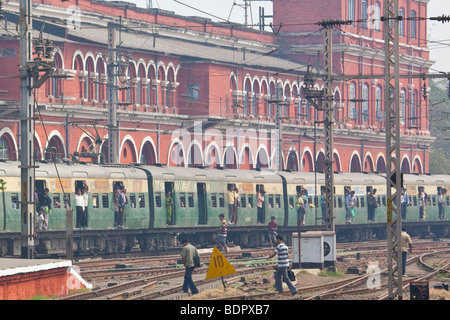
[180,239,199,295]
[267,235,298,295]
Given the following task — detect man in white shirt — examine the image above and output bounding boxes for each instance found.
[75,189,85,229]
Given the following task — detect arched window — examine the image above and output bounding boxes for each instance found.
[375,85,383,123]
[85,57,95,101]
[243,79,252,115]
[95,59,106,102]
[410,10,417,39]
[410,89,418,128]
[361,1,368,29]
[51,52,63,98]
[349,83,356,120]
[147,65,156,107]
[374,2,381,31]
[399,8,405,36]
[348,0,355,21]
[400,89,406,124]
[362,83,369,123]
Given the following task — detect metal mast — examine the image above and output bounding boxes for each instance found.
[322,24,335,232]
[107,24,119,164]
[384,0,403,300]
[19,0,35,258]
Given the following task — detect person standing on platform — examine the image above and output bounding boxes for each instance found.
[401,227,413,277]
[267,235,297,295]
[180,239,199,295]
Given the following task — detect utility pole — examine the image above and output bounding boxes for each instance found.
[384,0,402,300]
[19,0,35,259]
[321,23,335,233]
[107,23,119,164]
[267,82,284,171]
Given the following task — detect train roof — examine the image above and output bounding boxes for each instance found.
[0,161,147,180]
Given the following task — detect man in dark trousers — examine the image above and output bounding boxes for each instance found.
[180,239,199,295]
[267,235,298,295]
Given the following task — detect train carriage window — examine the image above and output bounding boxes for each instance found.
[308,196,312,206]
[53,194,61,209]
[129,194,136,208]
[268,195,274,208]
[155,193,162,207]
[381,196,386,207]
[248,195,254,208]
[431,195,436,206]
[275,195,281,208]
[188,193,194,207]
[377,196,381,207]
[355,197,359,207]
[139,194,145,208]
[289,196,294,209]
[64,194,71,208]
[240,194,247,208]
[92,194,99,208]
[313,196,319,208]
[412,196,417,207]
[360,196,365,208]
[446,196,450,206]
[337,196,343,208]
[180,193,186,208]
[11,193,19,209]
[211,194,217,208]
[102,194,109,208]
[218,193,225,207]
[334,196,337,208]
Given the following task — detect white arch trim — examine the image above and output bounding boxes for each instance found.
[119,134,139,163]
[139,136,158,164]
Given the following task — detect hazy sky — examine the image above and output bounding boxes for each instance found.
[128,0,450,73]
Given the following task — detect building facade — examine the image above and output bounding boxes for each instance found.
[0,0,434,173]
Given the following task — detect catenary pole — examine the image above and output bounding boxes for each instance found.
[19,0,35,259]
[384,0,403,300]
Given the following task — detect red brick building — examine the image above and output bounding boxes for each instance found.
[0,0,434,173]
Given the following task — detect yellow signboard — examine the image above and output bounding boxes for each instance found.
[205,247,236,280]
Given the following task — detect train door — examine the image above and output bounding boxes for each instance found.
[75,180,88,227]
[113,181,124,226]
[35,180,46,202]
[197,183,207,225]
[165,182,175,225]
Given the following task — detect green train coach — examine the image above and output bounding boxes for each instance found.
[0,160,448,256]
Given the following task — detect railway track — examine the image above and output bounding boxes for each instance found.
[57,238,449,300]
